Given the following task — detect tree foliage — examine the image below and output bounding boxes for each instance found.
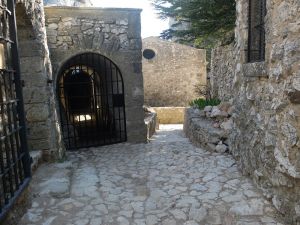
[152,0,236,48]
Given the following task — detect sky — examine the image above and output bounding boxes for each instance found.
[90,0,169,38]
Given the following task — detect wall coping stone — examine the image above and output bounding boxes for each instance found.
[44,6,143,12]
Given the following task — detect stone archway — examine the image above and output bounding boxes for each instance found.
[57,52,127,149]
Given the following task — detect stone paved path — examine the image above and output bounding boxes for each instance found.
[19,125,283,225]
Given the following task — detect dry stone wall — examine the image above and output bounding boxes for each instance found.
[209,43,235,101]
[16,0,63,160]
[142,37,206,107]
[209,0,300,223]
[44,7,147,143]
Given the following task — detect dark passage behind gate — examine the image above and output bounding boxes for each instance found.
[58,53,127,150]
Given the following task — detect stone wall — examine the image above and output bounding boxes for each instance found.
[142,37,206,107]
[44,7,147,143]
[209,43,235,101]
[209,0,300,223]
[16,0,63,160]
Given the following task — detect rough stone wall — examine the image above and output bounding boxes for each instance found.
[44,7,147,143]
[209,43,235,101]
[209,0,300,223]
[16,0,63,160]
[142,37,206,107]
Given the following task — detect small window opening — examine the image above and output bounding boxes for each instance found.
[143,49,156,60]
[247,0,267,62]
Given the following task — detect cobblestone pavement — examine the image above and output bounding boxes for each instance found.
[19,125,283,225]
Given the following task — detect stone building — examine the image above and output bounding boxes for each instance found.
[142,37,206,107]
[16,1,146,158]
[44,7,146,148]
[209,0,300,223]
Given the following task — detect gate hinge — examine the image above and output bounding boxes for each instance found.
[21,80,25,87]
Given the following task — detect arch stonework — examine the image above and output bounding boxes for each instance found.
[57,52,127,149]
[45,7,147,145]
[16,0,63,160]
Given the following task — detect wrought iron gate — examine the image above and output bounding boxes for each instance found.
[0,0,31,220]
[58,53,127,150]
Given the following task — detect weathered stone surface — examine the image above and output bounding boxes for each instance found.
[215,143,228,153]
[143,37,206,107]
[208,0,300,223]
[18,125,282,225]
[184,108,228,152]
[16,0,63,158]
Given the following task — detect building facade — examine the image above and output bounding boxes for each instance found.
[143,37,206,107]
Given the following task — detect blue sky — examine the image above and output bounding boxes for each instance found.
[90,0,169,38]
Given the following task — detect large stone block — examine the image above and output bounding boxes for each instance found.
[25,103,49,123]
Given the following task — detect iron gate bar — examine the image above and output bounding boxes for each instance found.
[58,53,127,150]
[0,0,31,220]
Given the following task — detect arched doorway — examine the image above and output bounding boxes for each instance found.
[57,53,127,149]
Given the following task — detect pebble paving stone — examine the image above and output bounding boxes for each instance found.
[19,125,284,225]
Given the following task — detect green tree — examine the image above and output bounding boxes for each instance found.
[152,0,236,48]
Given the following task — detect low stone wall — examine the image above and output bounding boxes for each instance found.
[184,104,233,153]
[153,107,186,124]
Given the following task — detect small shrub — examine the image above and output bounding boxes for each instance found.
[189,98,221,110]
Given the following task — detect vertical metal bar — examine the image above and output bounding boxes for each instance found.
[120,68,127,142]
[2,75,14,198]
[109,61,116,143]
[60,69,71,149]
[247,0,252,62]
[8,0,31,178]
[69,60,78,149]
[103,57,110,144]
[0,104,9,204]
[116,67,122,140]
[261,0,266,61]
[7,72,19,189]
[91,53,98,146]
[11,98,24,184]
[258,0,263,61]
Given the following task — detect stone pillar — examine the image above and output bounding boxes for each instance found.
[16,0,64,161]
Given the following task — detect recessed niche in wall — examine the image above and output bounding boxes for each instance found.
[143,49,156,60]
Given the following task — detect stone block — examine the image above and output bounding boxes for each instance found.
[27,121,51,140]
[25,103,49,122]
[23,86,49,104]
[28,138,51,151]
